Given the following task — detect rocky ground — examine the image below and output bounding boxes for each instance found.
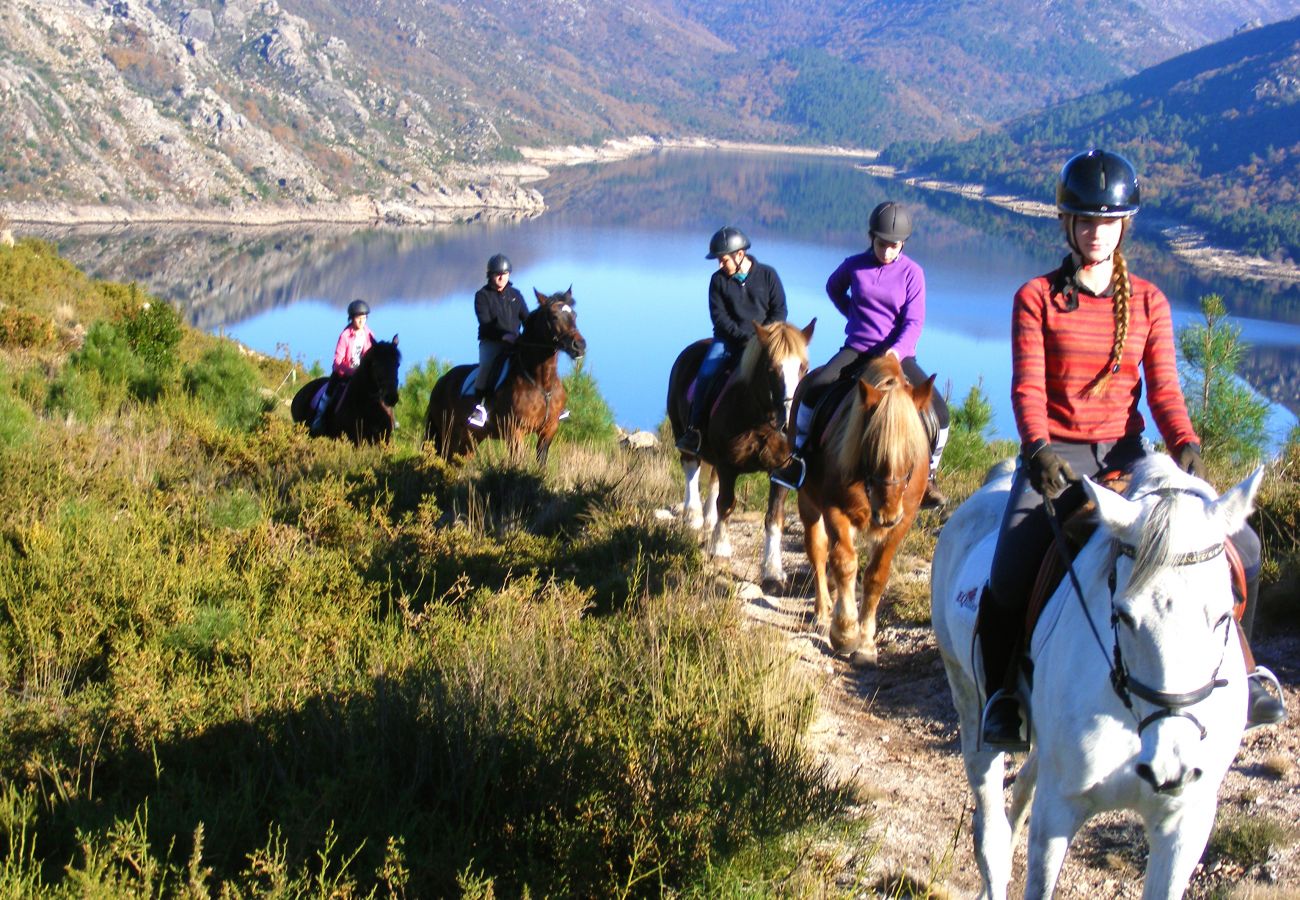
[707,509,1300,898]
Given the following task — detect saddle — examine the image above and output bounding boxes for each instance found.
[1021,469,1248,639]
[801,361,941,459]
[460,353,514,398]
[685,346,739,416]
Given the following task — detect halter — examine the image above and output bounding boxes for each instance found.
[1045,488,1230,740]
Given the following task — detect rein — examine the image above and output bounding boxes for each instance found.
[1043,488,1229,739]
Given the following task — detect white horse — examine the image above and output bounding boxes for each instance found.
[931,453,1263,899]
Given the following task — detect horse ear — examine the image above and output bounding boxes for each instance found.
[566,285,574,304]
[534,287,547,303]
[911,373,936,410]
[1210,465,1265,535]
[391,333,399,346]
[1084,476,1143,538]
[802,318,816,341]
[857,378,884,409]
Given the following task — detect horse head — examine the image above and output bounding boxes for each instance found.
[740,318,815,427]
[527,287,587,359]
[836,355,932,528]
[360,335,402,408]
[1084,455,1264,795]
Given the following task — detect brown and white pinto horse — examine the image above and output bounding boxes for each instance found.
[795,354,933,666]
[423,288,586,464]
[666,319,815,588]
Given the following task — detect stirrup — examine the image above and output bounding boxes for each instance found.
[1246,666,1287,730]
[980,688,1031,752]
[675,428,702,456]
[558,409,570,421]
[770,454,805,490]
[467,403,489,428]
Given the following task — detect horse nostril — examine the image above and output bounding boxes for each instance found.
[1189,767,1203,784]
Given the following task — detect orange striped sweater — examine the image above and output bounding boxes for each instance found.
[1011,262,1198,452]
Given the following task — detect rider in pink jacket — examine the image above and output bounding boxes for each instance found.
[312,299,375,432]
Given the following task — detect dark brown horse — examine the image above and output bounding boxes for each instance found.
[794,354,932,666]
[423,288,586,463]
[666,319,815,589]
[290,337,401,444]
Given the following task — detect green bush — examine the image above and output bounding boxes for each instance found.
[558,364,618,447]
[120,295,183,376]
[182,345,273,431]
[1178,294,1269,463]
[394,356,449,449]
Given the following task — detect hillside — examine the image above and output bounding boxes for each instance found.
[882,14,1300,262]
[2,0,1296,220]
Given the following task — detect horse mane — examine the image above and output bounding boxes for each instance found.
[830,356,928,479]
[1123,455,1218,596]
[736,322,809,384]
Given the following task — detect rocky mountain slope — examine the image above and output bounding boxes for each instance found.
[1,0,1296,222]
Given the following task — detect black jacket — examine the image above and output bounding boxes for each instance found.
[474,283,528,341]
[708,257,787,348]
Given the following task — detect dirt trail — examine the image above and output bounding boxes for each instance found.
[713,510,1300,898]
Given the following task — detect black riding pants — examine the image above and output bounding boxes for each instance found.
[802,346,949,429]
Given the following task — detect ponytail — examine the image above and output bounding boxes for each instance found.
[1083,245,1132,397]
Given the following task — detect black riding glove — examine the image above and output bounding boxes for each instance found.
[1176,442,1208,480]
[1024,441,1075,500]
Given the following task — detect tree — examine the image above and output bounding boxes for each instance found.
[1177,294,1269,463]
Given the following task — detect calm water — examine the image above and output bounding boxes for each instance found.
[38,150,1300,444]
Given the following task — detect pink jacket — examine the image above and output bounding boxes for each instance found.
[332,324,375,377]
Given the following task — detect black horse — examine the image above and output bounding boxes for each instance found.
[291,337,401,444]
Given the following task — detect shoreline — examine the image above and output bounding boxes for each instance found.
[861,163,1300,285]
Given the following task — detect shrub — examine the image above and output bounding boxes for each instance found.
[119,295,183,377]
[1204,813,1292,869]
[0,307,58,349]
[394,357,450,450]
[557,364,618,447]
[182,345,273,431]
[1179,294,1269,464]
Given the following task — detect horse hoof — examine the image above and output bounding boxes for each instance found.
[847,649,878,669]
[686,515,704,531]
[760,575,785,596]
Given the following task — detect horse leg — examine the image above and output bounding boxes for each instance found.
[702,465,720,532]
[825,507,863,657]
[845,525,908,667]
[1024,788,1085,899]
[681,458,705,530]
[1141,802,1217,900]
[798,493,831,634]
[709,468,737,560]
[760,482,787,591]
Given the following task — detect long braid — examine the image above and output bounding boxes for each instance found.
[1084,240,1132,397]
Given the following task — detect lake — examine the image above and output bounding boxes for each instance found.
[35,150,1300,446]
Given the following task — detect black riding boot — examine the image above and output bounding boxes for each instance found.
[977,588,1027,750]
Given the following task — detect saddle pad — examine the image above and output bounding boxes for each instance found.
[459,360,512,397]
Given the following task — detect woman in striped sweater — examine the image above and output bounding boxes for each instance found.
[979,150,1284,747]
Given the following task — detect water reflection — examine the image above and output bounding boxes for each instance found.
[33,150,1300,440]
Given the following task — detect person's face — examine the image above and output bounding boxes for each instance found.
[351,313,367,329]
[490,271,511,290]
[1070,215,1124,264]
[872,236,904,265]
[717,250,744,276]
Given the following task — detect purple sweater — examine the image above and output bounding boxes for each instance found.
[824,250,926,359]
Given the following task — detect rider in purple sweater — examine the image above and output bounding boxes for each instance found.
[771,201,949,507]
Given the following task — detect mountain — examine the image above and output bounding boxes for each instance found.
[881,13,1300,262]
[1,0,1295,219]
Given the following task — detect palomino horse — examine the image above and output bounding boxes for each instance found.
[666,320,815,587]
[794,354,932,665]
[423,288,586,464]
[931,454,1262,898]
[291,337,401,444]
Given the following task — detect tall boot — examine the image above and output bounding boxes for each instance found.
[922,425,949,509]
[977,588,1028,750]
[770,401,813,490]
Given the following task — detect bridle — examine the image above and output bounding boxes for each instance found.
[1046,487,1231,740]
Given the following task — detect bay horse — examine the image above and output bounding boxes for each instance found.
[666,319,815,588]
[931,454,1262,898]
[423,288,586,464]
[290,337,401,444]
[794,354,932,665]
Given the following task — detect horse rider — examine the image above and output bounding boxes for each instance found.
[979,149,1284,748]
[312,298,375,433]
[770,201,949,509]
[676,225,789,456]
[468,253,529,429]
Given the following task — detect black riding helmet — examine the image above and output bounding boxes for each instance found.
[347,299,370,319]
[706,226,751,260]
[868,201,912,243]
[1056,150,1140,217]
[487,253,512,275]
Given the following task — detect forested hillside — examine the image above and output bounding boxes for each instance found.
[882,14,1300,262]
[2,0,1295,217]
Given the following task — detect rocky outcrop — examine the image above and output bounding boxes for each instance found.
[0,0,545,224]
